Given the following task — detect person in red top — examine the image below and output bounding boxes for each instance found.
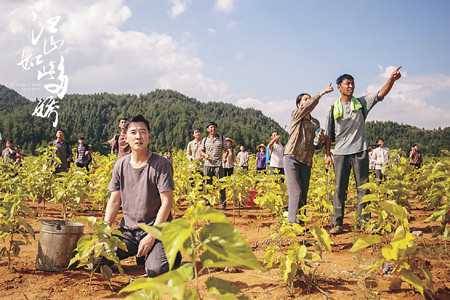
[111,117,131,158]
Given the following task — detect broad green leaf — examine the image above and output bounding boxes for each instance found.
[206,277,245,300]
[379,201,407,224]
[18,217,35,239]
[349,235,382,253]
[193,206,230,224]
[199,223,262,270]
[382,245,397,261]
[101,265,113,281]
[200,250,237,268]
[143,219,190,269]
[401,269,424,295]
[309,225,332,252]
[263,245,279,269]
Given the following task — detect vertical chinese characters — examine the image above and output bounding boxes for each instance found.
[17,13,68,127]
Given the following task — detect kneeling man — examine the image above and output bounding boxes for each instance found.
[104,114,181,277]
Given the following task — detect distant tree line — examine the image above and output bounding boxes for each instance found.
[0,87,287,155]
[0,85,448,157]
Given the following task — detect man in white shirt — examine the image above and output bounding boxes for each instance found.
[236,145,249,170]
[268,131,285,175]
[372,138,390,185]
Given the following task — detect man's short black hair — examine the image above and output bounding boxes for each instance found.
[193,128,201,133]
[296,93,310,107]
[271,130,278,136]
[119,117,128,122]
[56,129,65,134]
[6,139,13,144]
[125,115,150,133]
[78,136,85,140]
[206,121,217,128]
[336,74,354,86]
[377,138,384,143]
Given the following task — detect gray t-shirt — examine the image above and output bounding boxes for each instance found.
[325,93,381,155]
[107,153,174,230]
[201,135,226,167]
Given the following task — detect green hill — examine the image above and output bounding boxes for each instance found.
[0,88,287,154]
[0,86,448,157]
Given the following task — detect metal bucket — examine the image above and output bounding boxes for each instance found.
[35,220,85,271]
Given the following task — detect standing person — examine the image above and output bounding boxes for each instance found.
[237,145,249,170]
[111,117,131,158]
[268,131,285,175]
[284,84,334,225]
[2,139,17,163]
[200,121,229,211]
[255,144,267,172]
[409,144,423,168]
[104,115,181,277]
[372,138,390,185]
[50,129,72,173]
[325,66,402,234]
[186,128,204,173]
[165,151,173,167]
[223,138,237,176]
[75,137,93,172]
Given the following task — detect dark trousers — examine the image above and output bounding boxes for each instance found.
[375,169,386,185]
[76,162,89,172]
[204,166,226,208]
[284,154,311,224]
[332,151,370,226]
[224,168,233,176]
[270,167,285,175]
[113,227,181,277]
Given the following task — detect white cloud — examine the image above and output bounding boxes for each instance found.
[207,28,216,35]
[235,52,243,59]
[227,20,239,30]
[236,97,294,130]
[214,0,238,14]
[365,65,450,129]
[0,0,229,102]
[168,0,192,17]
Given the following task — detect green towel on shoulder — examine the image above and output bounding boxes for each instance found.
[333,96,362,120]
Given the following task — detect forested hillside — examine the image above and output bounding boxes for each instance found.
[0,88,287,154]
[0,86,448,156]
[365,121,449,157]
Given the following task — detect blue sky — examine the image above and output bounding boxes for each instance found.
[1,0,450,130]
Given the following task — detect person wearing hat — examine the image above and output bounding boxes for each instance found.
[284,83,334,225]
[200,121,229,210]
[223,137,237,176]
[255,144,267,172]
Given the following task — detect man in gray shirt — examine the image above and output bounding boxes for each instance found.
[325,66,402,234]
[200,121,229,211]
[104,114,181,277]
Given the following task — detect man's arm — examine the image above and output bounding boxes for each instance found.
[377,66,402,99]
[104,190,121,227]
[137,190,174,257]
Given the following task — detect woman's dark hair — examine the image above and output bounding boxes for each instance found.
[296,93,310,107]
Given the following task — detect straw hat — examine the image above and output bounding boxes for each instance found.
[225,137,235,146]
[256,144,266,151]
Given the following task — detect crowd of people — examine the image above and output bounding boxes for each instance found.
[3,65,426,279]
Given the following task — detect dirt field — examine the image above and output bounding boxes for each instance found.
[1,199,448,300]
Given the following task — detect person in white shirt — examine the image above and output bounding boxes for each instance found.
[236,145,249,170]
[372,138,390,185]
[268,130,285,175]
